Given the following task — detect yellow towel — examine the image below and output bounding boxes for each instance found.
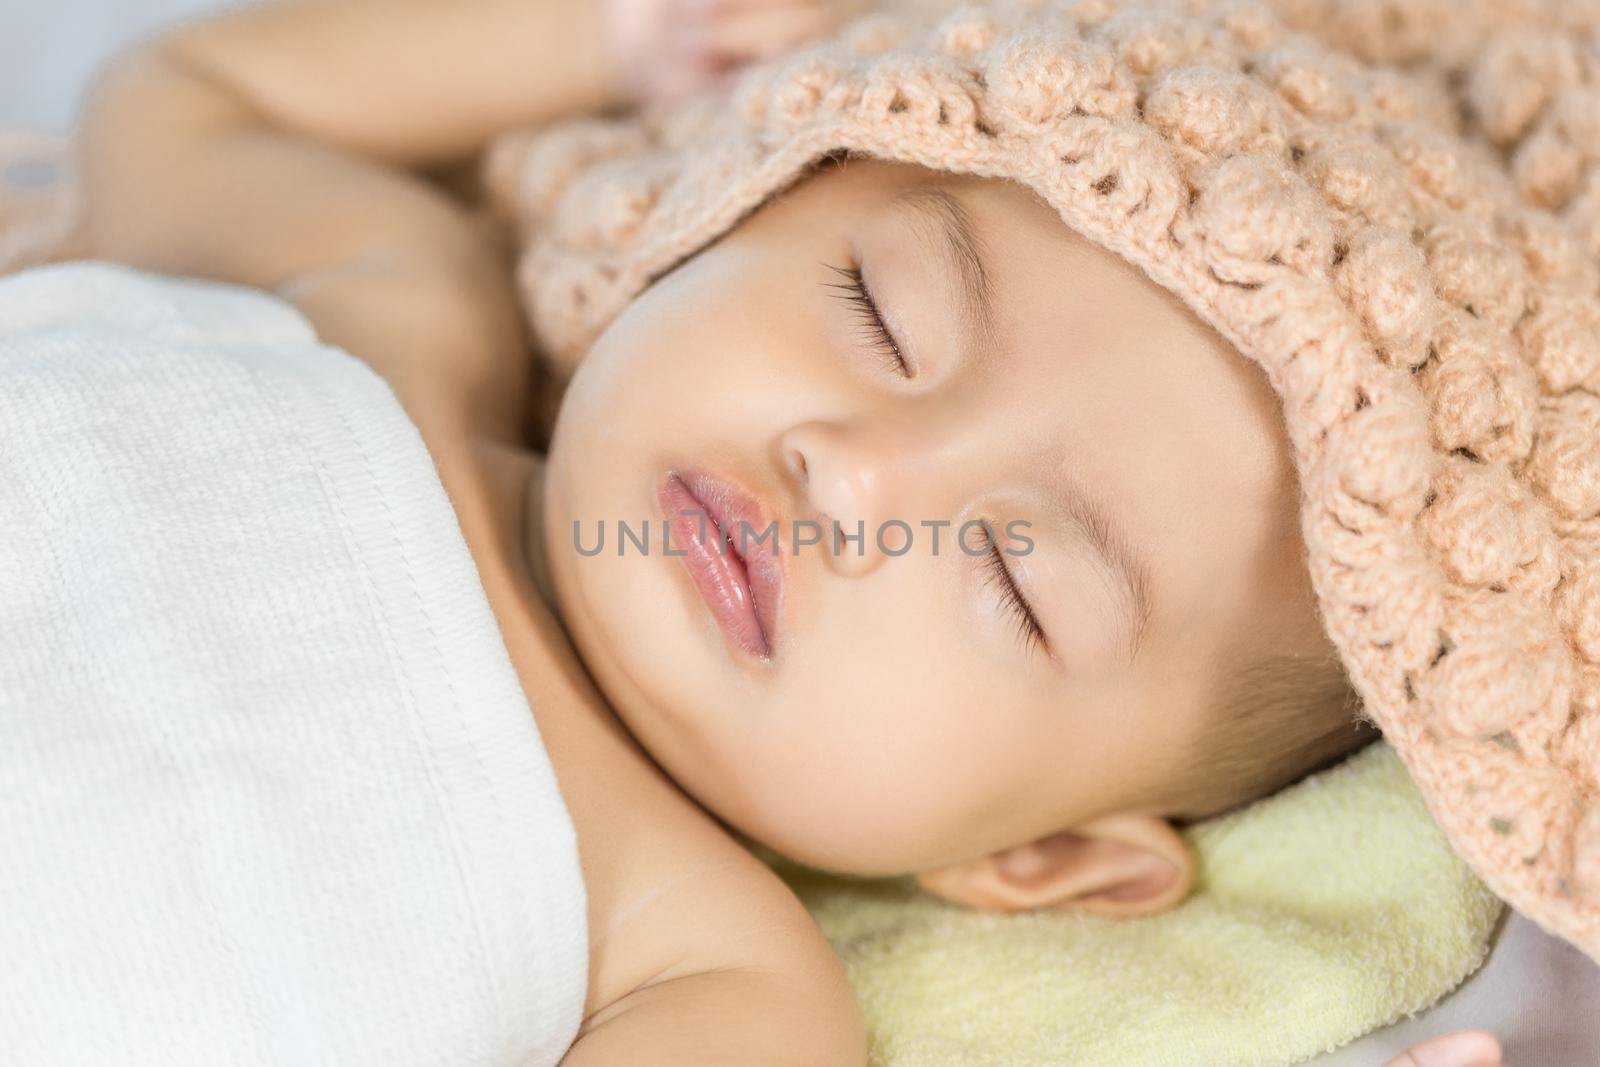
[758,742,1504,1066]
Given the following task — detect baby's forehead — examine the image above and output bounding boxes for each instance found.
[922,169,1294,487]
[937,171,1230,340]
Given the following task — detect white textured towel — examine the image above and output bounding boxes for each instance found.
[0,262,587,1067]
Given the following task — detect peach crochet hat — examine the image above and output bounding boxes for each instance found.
[487,0,1600,961]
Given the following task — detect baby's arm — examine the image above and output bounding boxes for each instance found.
[91,0,838,167]
[78,0,837,436]
[102,0,616,169]
[80,44,535,443]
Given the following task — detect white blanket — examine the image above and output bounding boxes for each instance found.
[0,262,587,1066]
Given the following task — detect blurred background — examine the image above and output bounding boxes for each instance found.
[1,0,245,131]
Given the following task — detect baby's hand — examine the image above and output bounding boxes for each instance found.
[1383,1029,1505,1067]
[602,0,850,107]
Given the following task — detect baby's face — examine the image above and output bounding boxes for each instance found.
[540,159,1329,876]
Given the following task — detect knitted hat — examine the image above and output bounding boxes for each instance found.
[486,0,1600,962]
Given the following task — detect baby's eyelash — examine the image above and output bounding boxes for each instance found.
[822,262,911,377]
[982,540,1047,656]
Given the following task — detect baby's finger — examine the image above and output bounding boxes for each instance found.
[1381,1029,1503,1067]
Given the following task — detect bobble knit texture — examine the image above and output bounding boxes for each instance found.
[488,0,1600,962]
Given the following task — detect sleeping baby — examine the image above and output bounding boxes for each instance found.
[67,0,1600,1061]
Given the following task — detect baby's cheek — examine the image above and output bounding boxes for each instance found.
[746,664,1019,874]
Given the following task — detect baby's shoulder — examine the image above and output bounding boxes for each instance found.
[565,740,848,1038]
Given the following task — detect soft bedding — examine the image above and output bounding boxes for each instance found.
[761,740,1506,1066]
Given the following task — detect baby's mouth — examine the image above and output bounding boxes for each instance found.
[658,469,782,660]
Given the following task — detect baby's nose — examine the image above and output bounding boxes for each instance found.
[779,420,907,576]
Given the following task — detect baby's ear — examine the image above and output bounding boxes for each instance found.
[912,814,1194,916]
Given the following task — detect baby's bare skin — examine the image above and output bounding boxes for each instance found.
[71,0,1507,1062]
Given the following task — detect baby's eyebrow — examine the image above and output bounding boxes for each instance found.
[889,185,997,349]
